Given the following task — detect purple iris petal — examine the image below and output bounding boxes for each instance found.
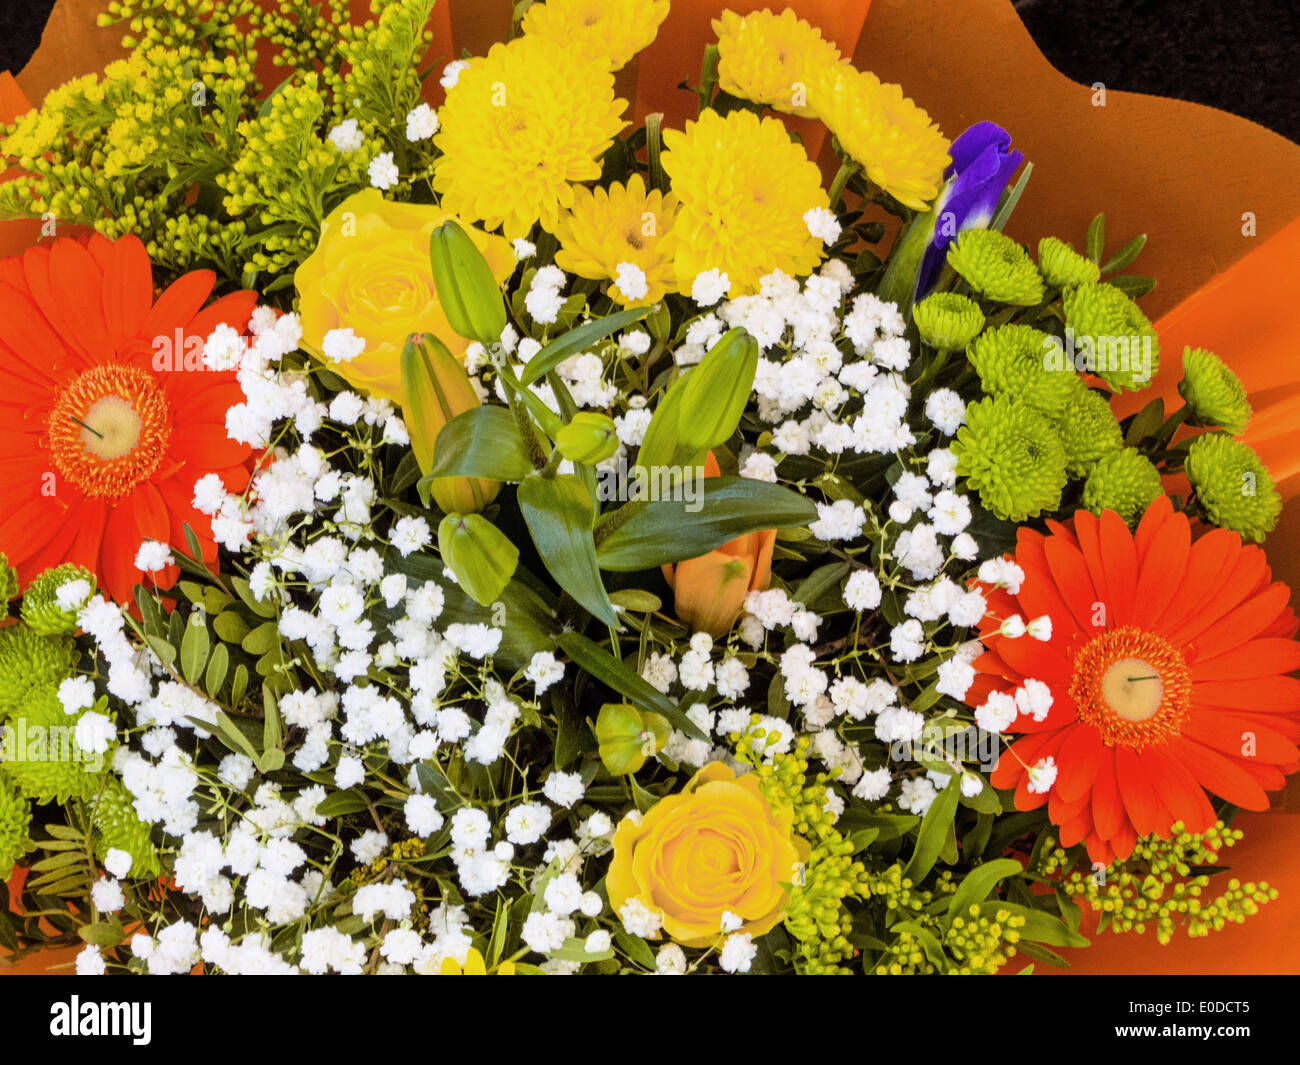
[915,122,1023,300]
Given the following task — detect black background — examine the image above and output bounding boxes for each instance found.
[1,0,1298,144]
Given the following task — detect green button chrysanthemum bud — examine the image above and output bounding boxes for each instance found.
[968,323,1080,415]
[0,624,76,721]
[92,775,160,879]
[1081,448,1163,525]
[1185,433,1280,542]
[1062,281,1160,392]
[946,229,1045,306]
[555,412,619,464]
[0,554,18,610]
[20,564,95,637]
[1054,382,1124,476]
[952,395,1068,521]
[1179,347,1251,435]
[0,772,34,877]
[2,685,103,803]
[1037,236,1100,288]
[912,292,985,350]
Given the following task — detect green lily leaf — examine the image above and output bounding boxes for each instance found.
[518,474,617,624]
[431,406,537,483]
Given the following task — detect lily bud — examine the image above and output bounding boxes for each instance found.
[402,332,500,514]
[595,702,670,776]
[429,219,509,346]
[555,412,619,465]
[678,327,758,454]
[661,452,776,637]
[437,512,519,607]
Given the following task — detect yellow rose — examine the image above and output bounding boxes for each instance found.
[607,762,809,947]
[294,188,515,403]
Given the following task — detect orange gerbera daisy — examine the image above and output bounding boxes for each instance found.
[969,497,1300,865]
[0,234,257,602]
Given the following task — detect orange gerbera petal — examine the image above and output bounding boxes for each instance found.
[970,503,1300,860]
[0,235,256,600]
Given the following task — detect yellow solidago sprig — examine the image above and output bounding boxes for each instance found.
[1041,822,1276,944]
[332,0,435,145]
[810,62,950,210]
[712,8,842,117]
[662,108,826,298]
[219,74,374,281]
[521,0,670,72]
[433,35,628,239]
[550,175,680,304]
[732,723,871,974]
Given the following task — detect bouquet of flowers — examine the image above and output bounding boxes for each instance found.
[0,0,1293,976]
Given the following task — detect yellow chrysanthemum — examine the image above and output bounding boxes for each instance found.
[438,947,516,975]
[550,175,680,304]
[521,0,670,71]
[712,7,842,117]
[661,108,826,298]
[432,35,628,238]
[810,63,951,210]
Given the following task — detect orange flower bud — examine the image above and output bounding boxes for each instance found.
[661,452,776,636]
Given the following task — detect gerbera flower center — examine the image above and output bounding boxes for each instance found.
[1069,626,1192,749]
[48,364,172,499]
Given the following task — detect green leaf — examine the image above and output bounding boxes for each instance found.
[547,936,615,964]
[947,858,1023,919]
[212,711,259,763]
[902,775,961,884]
[793,561,850,610]
[78,917,124,948]
[438,513,520,607]
[487,896,510,966]
[1085,213,1106,263]
[241,621,280,656]
[521,305,653,385]
[553,631,706,740]
[596,477,817,571]
[1106,274,1156,299]
[213,611,250,644]
[315,788,371,818]
[180,610,210,685]
[1100,232,1147,274]
[989,160,1033,234]
[230,664,249,709]
[1124,396,1165,446]
[518,474,616,624]
[144,635,177,670]
[430,406,535,482]
[607,589,662,613]
[614,927,658,969]
[262,688,282,752]
[204,642,229,697]
[231,575,277,618]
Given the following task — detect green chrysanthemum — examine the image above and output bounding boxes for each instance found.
[952,395,1068,520]
[912,291,985,350]
[1037,236,1100,288]
[946,228,1045,306]
[1062,281,1160,392]
[1081,448,1163,525]
[0,772,34,877]
[0,554,18,610]
[1054,383,1124,476]
[1179,347,1251,435]
[1,684,102,804]
[968,324,1081,415]
[92,776,159,879]
[20,564,96,637]
[0,623,76,721]
[1185,433,1280,542]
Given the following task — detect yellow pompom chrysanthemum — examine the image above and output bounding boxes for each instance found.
[661,108,826,298]
[810,63,951,210]
[432,35,627,238]
[521,0,670,71]
[712,7,842,118]
[550,175,680,304]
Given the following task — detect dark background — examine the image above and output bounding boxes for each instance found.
[1,0,1298,145]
